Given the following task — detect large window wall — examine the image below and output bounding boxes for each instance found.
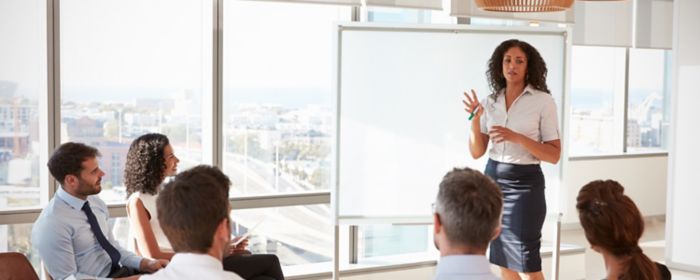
[0,0,353,276]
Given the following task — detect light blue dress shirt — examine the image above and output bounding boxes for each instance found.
[32,187,143,280]
[434,255,501,280]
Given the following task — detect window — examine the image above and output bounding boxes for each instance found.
[367,6,454,24]
[627,49,671,152]
[569,46,671,156]
[569,46,627,156]
[60,0,213,203]
[222,1,350,196]
[0,223,40,273]
[230,204,332,267]
[359,225,430,258]
[0,0,46,210]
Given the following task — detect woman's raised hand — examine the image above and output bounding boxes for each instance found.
[463,89,484,121]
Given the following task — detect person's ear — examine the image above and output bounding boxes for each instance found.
[433,213,442,235]
[63,174,79,188]
[491,225,502,241]
[216,218,230,241]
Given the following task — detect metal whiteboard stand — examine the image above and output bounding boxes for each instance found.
[550,212,563,280]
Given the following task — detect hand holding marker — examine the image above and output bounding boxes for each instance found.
[468,106,479,121]
[463,89,482,121]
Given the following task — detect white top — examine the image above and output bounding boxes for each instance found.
[434,255,500,280]
[140,253,243,280]
[480,84,560,165]
[127,190,172,251]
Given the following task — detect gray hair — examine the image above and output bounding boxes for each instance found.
[435,167,502,249]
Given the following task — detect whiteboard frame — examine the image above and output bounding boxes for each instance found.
[331,22,572,280]
[333,22,570,224]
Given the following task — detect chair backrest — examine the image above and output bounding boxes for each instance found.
[0,252,40,280]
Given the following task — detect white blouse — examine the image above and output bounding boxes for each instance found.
[479,84,560,165]
[127,189,173,251]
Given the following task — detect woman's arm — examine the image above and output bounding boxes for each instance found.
[469,117,490,159]
[489,125,561,164]
[517,138,561,164]
[126,198,175,260]
[464,90,489,159]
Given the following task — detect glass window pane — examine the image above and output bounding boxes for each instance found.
[60,0,213,204]
[0,0,46,210]
[368,7,432,23]
[569,46,626,156]
[627,49,670,152]
[359,225,430,258]
[0,223,41,274]
[223,1,349,195]
[230,204,332,268]
[367,7,453,24]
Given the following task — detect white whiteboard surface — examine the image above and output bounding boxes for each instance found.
[336,23,566,221]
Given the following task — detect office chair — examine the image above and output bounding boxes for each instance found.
[0,252,40,280]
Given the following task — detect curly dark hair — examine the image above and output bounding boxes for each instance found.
[486,39,550,94]
[124,133,170,197]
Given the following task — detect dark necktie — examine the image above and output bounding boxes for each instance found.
[82,201,121,274]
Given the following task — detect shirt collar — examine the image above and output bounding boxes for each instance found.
[523,84,535,95]
[498,84,535,96]
[169,253,224,270]
[56,186,87,210]
[435,255,492,274]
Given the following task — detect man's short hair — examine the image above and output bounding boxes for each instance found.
[47,142,100,184]
[435,167,502,249]
[157,167,230,253]
[186,165,231,195]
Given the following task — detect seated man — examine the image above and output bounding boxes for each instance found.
[32,142,168,280]
[141,167,244,280]
[433,167,503,280]
[187,165,284,280]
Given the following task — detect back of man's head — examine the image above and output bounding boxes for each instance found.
[157,167,230,253]
[186,165,231,195]
[436,167,502,250]
[47,142,100,185]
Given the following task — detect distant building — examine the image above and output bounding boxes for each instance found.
[627,120,641,148]
[98,141,129,188]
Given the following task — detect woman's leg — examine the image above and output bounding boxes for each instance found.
[519,271,545,280]
[500,267,521,280]
[500,268,544,280]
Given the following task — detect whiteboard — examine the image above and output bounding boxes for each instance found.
[335,23,567,222]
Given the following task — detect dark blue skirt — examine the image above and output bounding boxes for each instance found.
[485,159,546,273]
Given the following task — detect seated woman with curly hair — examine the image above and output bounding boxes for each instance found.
[577,180,671,280]
[125,133,284,280]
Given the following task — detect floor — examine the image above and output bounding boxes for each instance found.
[560,218,700,279]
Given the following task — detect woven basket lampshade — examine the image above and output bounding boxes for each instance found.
[474,0,575,12]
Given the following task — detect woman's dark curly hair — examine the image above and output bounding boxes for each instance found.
[486,39,550,94]
[124,133,170,197]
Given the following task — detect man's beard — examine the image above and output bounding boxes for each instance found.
[77,177,101,196]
